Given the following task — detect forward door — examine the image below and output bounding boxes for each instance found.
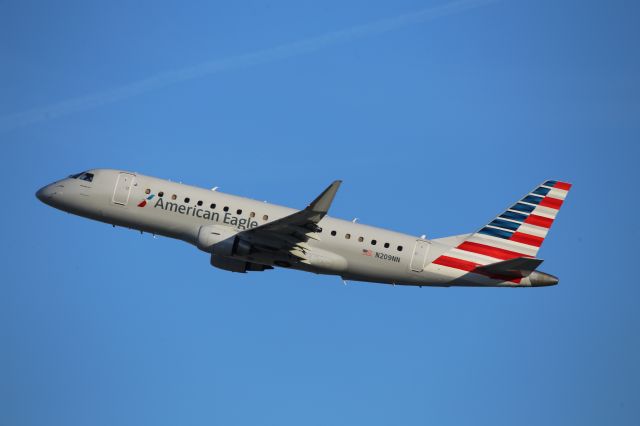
[112,172,135,205]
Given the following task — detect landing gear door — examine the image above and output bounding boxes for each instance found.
[409,239,431,272]
[112,172,135,205]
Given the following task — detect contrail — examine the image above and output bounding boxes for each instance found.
[0,0,498,133]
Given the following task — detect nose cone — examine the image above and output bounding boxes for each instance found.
[36,183,59,206]
[36,186,47,202]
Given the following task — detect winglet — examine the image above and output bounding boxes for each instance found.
[307,180,342,215]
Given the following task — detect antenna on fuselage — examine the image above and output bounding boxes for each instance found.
[211,186,218,191]
[352,218,358,223]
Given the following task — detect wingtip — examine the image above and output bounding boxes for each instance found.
[307,180,342,214]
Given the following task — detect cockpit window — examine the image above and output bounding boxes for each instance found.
[69,172,93,182]
[69,171,94,182]
[78,173,94,182]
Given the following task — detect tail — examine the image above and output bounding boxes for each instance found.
[432,180,572,279]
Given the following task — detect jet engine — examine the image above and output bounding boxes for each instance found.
[210,254,273,273]
[196,224,251,256]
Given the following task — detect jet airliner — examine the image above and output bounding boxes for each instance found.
[36,169,571,287]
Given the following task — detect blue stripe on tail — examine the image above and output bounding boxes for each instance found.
[522,195,544,205]
[479,227,514,239]
[500,211,528,222]
[511,203,536,213]
[489,219,521,231]
[532,187,551,197]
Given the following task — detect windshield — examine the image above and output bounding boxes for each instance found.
[69,171,94,182]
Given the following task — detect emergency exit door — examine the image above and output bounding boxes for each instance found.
[112,172,135,205]
[409,239,431,272]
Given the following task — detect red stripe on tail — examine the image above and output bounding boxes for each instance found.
[524,214,554,228]
[554,181,572,190]
[539,197,563,209]
[510,232,544,247]
[457,241,530,260]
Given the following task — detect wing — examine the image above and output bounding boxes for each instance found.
[238,180,342,263]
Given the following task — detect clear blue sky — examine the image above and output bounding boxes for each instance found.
[2,1,639,425]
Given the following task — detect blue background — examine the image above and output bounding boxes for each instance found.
[2,1,639,425]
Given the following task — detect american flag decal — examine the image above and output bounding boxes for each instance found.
[362,249,373,256]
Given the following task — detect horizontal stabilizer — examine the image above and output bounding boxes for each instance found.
[474,257,543,279]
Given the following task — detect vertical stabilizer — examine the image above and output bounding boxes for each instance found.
[432,180,572,279]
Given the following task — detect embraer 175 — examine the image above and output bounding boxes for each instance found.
[36,169,571,287]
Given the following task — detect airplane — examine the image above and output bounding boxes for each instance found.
[36,169,571,287]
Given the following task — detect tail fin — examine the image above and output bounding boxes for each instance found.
[432,180,572,275]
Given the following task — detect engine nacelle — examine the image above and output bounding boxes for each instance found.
[196,225,251,256]
[196,224,235,251]
[214,235,252,257]
[211,254,273,273]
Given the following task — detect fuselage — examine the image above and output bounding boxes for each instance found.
[36,169,556,287]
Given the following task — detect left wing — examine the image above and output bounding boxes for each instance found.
[238,180,342,263]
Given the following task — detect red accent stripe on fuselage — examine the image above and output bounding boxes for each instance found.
[433,255,478,271]
[432,255,521,283]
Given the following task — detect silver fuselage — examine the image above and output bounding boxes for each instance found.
[36,169,551,287]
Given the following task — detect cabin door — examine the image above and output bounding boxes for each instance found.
[409,239,431,272]
[112,172,135,205]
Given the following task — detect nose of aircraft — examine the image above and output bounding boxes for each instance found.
[36,186,46,202]
[36,183,58,205]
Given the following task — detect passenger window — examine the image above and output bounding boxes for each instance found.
[171,194,177,200]
[331,230,337,236]
[371,240,377,245]
[397,246,403,252]
[223,206,229,212]
[358,236,364,242]
[145,189,151,194]
[158,192,164,197]
[197,200,203,206]
[237,209,242,214]
[345,233,351,239]
[263,215,268,220]
[384,243,390,248]
[185,197,190,203]
[210,203,216,209]
[250,212,255,218]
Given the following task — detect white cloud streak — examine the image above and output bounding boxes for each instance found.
[0,0,498,133]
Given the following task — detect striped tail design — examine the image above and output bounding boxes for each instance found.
[432,180,572,282]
